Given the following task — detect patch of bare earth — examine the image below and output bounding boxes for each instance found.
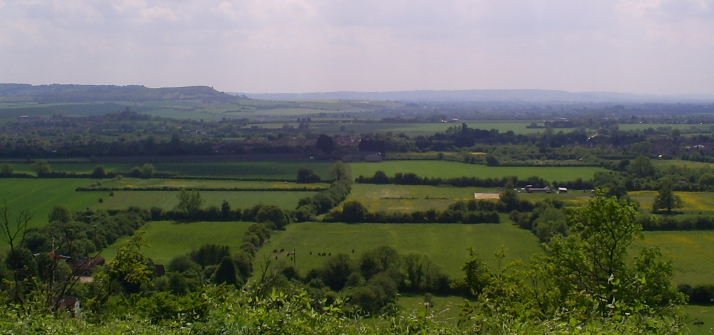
[474,193,500,200]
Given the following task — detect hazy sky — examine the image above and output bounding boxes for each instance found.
[1,0,713,94]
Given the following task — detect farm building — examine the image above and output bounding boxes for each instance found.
[524,185,551,193]
[558,187,568,193]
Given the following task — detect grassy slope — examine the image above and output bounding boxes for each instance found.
[350,161,606,181]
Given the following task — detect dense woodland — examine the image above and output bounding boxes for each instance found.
[2,87,714,333]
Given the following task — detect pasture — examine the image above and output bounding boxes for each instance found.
[652,159,714,171]
[5,160,334,179]
[350,160,606,182]
[93,189,314,211]
[102,221,252,265]
[629,191,714,215]
[253,222,542,279]
[90,178,329,190]
[0,179,100,232]
[683,305,714,335]
[347,184,496,212]
[639,231,714,286]
[618,123,712,133]
[313,121,554,136]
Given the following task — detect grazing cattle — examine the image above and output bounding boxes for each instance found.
[273,249,277,253]
[280,248,284,252]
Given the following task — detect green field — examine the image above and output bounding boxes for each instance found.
[619,123,713,133]
[102,221,252,265]
[639,231,714,286]
[0,179,101,232]
[91,178,329,190]
[5,160,334,179]
[93,189,314,211]
[351,161,606,182]
[652,159,714,170]
[683,305,714,335]
[314,121,557,136]
[254,222,541,279]
[346,184,495,212]
[630,191,714,215]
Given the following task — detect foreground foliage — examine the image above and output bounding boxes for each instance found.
[0,283,687,335]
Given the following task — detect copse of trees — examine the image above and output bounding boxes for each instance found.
[23,208,149,259]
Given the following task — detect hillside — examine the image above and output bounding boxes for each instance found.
[0,83,244,103]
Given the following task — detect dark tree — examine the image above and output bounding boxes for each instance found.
[48,205,71,224]
[30,160,51,176]
[485,154,500,166]
[0,163,13,177]
[315,134,334,154]
[296,168,321,183]
[627,155,655,178]
[91,165,107,178]
[321,253,354,291]
[213,256,240,287]
[340,201,368,223]
[220,200,232,220]
[653,180,683,214]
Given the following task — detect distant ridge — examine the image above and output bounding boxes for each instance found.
[0,83,242,103]
[237,89,714,103]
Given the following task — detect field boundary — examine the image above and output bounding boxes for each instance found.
[76,186,327,192]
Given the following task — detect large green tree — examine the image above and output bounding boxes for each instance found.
[30,159,51,176]
[627,155,656,178]
[544,189,682,315]
[652,180,683,214]
[177,189,202,216]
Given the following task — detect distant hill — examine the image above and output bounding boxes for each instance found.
[0,84,243,103]
[237,89,714,103]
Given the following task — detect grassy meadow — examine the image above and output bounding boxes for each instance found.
[314,121,556,135]
[5,160,334,179]
[102,221,252,264]
[91,178,329,190]
[629,191,714,215]
[93,189,313,211]
[618,123,713,133]
[351,160,606,181]
[652,159,714,170]
[0,179,101,232]
[638,231,714,286]
[347,184,500,212]
[253,222,541,279]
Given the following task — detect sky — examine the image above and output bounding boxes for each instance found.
[1,0,713,95]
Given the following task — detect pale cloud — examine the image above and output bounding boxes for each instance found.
[0,0,712,94]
